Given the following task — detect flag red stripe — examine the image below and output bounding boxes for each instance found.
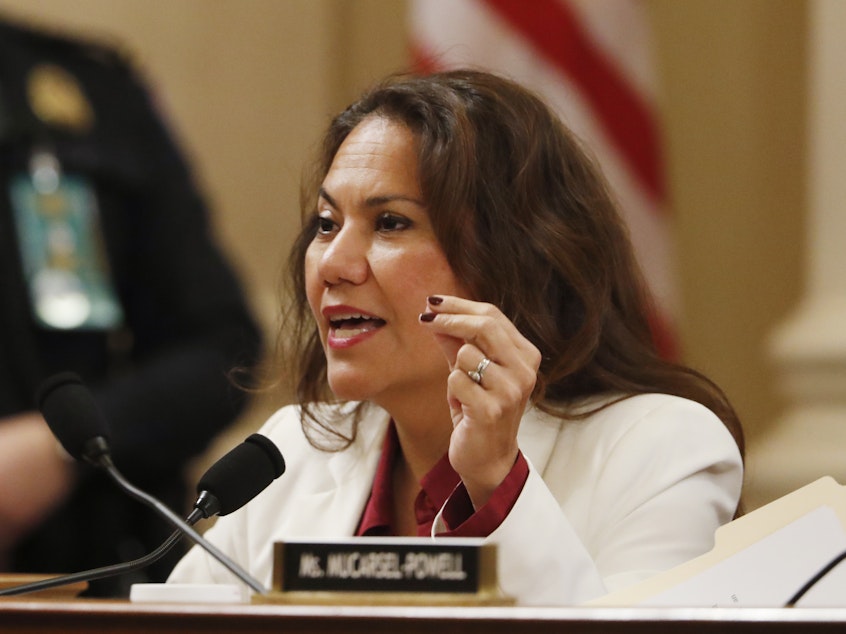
[409,42,441,75]
[481,0,665,204]
[648,308,679,361]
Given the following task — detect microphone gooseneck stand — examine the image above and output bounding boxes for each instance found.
[5,372,280,598]
[94,447,266,594]
[0,509,202,597]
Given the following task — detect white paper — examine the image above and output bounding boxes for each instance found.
[640,505,846,607]
[130,582,248,604]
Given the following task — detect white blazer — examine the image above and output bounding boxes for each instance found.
[168,393,742,606]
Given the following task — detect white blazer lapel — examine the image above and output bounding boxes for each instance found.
[277,407,391,538]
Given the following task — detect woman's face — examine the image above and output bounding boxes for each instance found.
[305,116,469,409]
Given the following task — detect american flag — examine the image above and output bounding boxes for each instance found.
[409,0,678,359]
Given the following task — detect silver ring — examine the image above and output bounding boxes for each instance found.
[467,357,491,385]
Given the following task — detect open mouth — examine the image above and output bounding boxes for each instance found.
[328,312,387,338]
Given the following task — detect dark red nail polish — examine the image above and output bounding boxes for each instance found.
[419,312,436,322]
[427,296,443,305]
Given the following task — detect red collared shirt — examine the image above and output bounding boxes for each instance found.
[356,422,529,537]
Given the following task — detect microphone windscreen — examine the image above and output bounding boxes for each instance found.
[36,372,110,461]
[197,433,285,515]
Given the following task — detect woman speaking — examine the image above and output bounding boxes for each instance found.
[169,69,743,606]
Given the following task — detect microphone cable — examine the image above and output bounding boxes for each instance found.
[785,549,846,607]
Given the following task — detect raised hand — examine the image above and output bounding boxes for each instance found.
[420,295,541,508]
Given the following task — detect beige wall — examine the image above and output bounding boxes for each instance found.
[0,1,808,495]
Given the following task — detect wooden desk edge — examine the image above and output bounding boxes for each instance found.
[4,599,846,633]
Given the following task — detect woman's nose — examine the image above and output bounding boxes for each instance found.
[319,226,369,287]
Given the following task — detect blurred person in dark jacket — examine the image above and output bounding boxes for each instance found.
[0,17,262,596]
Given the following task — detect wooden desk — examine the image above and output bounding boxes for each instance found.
[2,600,846,634]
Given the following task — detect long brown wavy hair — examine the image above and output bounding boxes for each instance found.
[278,69,744,458]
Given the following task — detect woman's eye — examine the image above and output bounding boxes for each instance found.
[316,215,337,235]
[376,213,411,232]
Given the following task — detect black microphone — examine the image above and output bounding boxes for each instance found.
[194,433,285,517]
[36,371,112,465]
[0,430,285,597]
[28,372,277,595]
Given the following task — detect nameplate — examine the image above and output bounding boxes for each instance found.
[261,537,506,604]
